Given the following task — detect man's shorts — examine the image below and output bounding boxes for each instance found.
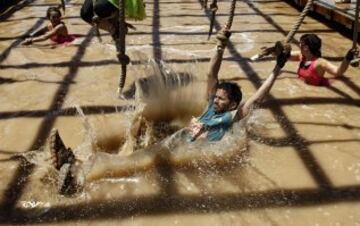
[80,0,117,24]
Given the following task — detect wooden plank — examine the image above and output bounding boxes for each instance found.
[314,2,333,19]
[332,8,356,28]
[286,0,360,35]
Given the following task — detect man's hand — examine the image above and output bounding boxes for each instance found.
[216,27,232,50]
[188,117,206,141]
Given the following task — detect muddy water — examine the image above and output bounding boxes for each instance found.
[1,0,360,225]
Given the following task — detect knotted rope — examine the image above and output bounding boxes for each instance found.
[251,0,315,60]
[214,0,236,50]
[284,0,314,43]
[226,0,236,29]
[116,0,130,98]
[208,0,236,42]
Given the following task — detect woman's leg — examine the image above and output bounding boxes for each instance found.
[49,129,164,193]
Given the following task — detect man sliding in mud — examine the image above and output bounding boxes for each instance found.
[46,26,291,195]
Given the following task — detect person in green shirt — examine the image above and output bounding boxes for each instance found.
[80,0,146,37]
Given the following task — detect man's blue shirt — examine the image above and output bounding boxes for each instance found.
[198,97,233,141]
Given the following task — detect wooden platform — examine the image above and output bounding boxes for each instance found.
[290,0,359,31]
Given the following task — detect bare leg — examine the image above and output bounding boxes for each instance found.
[49,129,163,194]
[50,128,235,194]
[85,148,159,182]
[85,129,190,182]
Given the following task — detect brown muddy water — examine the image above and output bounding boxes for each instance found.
[0,0,360,225]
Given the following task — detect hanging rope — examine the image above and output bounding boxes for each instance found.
[202,0,209,9]
[251,0,315,60]
[215,0,236,49]
[352,0,359,49]
[116,0,130,98]
[207,0,218,40]
[60,0,65,12]
[350,0,360,67]
[214,0,236,53]
[226,0,236,29]
[285,0,314,43]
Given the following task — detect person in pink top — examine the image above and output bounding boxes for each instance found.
[21,7,75,45]
[287,34,358,86]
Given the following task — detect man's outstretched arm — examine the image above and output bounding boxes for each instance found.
[234,45,291,121]
[207,28,231,99]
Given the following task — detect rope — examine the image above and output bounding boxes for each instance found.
[207,0,218,40]
[202,0,209,9]
[350,0,359,67]
[214,0,236,52]
[60,0,65,12]
[352,0,359,49]
[117,0,130,97]
[252,0,315,60]
[226,0,237,29]
[208,0,236,40]
[214,0,236,49]
[285,0,314,43]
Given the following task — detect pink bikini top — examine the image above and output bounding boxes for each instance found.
[297,57,329,86]
[47,22,75,44]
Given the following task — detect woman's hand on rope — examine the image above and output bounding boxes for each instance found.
[276,42,291,69]
[344,48,359,67]
[345,48,359,62]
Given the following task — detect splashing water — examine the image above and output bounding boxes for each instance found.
[14,51,274,207]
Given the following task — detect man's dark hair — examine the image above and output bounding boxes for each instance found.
[300,34,322,57]
[217,82,242,106]
[47,7,62,19]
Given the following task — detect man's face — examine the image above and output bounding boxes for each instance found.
[214,89,232,113]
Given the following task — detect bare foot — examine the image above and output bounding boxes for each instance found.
[49,129,75,170]
[49,129,84,195]
[58,162,84,195]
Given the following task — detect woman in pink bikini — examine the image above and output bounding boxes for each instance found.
[288,34,357,86]
[21,7,75,45]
